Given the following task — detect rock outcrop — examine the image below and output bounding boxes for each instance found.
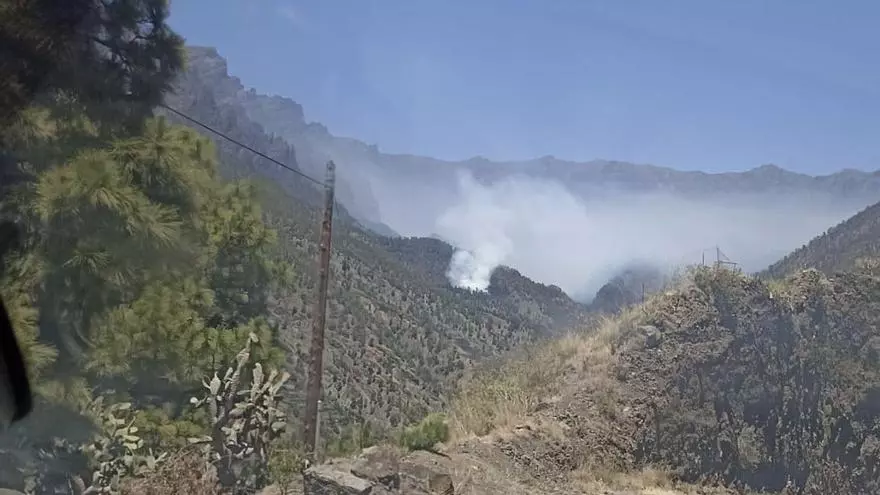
[302,446,455,495]
[303,464,374,494]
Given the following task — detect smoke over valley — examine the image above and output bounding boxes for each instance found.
[424,171,868,300]
[176,47,880,303]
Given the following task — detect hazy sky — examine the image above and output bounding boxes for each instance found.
[170,0,880,174]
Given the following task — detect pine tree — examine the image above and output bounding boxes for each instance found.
[0,0,184,132]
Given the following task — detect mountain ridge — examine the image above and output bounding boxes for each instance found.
[163,48,592,444]
[169,44,880,495]
[185,45,880,231]
[761,200,880,279]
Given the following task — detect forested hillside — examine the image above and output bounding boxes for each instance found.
[762,200,880,279]
[161,44,589,441]
[12,2,880,494]
[0,2,588,493]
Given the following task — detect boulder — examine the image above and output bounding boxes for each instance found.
[303,464,373,494]
[638,325,662,349]
[399,451,455,494]
[350,445,401,490]
[302,447,455,494]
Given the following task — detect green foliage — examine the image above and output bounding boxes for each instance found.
[25,124,211,359]
[324,420,379,458]
[2,109,286,378]
[130,407,207,452]
[189,332,290,492]
[86,278,281,387]
[0,260,56,379]
[201,180,287,328]
[0,110,290,492]
[267,437,304,495]
[78,399,169,493]
[0,0,184,131]
[398,413,449,452]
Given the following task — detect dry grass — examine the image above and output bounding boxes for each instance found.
[448,302,649,440]
[119,448,220,495]
[447,353,553,439]
[444,282,739,494]
[446,451,535,495]
[571,464,739,495]
[572,464,673,493]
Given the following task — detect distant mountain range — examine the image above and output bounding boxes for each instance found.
[179,46,880,236]
[170,46,880,305]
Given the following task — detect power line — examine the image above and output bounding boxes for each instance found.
[303,161,336,462]
[157,102,325,187]
[162,101,340,459]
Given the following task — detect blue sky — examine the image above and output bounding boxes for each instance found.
[169,0,880,174]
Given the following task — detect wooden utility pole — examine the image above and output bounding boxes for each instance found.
[302,161,336,460]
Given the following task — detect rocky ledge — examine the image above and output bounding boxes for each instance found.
[302,445,454,495]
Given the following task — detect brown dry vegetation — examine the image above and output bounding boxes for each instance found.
[443,298,721,495]
[439,264,880,495]
[119,449,220,495]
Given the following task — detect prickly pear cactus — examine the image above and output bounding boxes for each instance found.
[76,398,167,494]
[189,332,290,492]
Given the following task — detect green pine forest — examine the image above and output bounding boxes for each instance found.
[0,1,588,492]
[0,0,337,491]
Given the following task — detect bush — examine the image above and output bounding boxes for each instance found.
[399,413,449,452]
[325,420,379,458]
[118,448,218,495]
[267,437,304,495]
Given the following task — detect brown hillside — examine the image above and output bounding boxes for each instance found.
[297,265,880,494]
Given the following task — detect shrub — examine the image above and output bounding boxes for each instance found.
[267,437,304,495]
[399,413,449,452]
[118,448,218,495]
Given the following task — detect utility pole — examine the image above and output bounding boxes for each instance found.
[302,161,336,461]
[713,245,739,271]
[315,399,323,462]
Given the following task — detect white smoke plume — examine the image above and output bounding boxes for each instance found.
[435,171,515,290]
[434,170,867,299]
